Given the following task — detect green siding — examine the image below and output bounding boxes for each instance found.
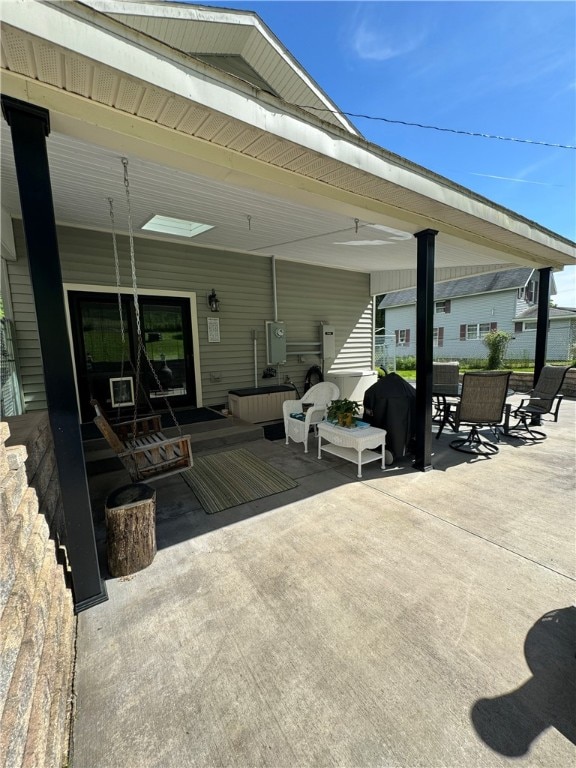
[10,222,373,410]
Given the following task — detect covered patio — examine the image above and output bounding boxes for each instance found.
[1,0,574,612]
[72,396,576,767]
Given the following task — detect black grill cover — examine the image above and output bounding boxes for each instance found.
[363,373,416,459]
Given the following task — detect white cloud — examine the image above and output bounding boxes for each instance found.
[350,18,425,62]
[468,173,561,187]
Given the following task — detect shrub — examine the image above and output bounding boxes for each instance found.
[483,330,512,370]
[396,356,417,371]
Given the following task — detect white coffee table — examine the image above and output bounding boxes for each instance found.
[317,422,387,478]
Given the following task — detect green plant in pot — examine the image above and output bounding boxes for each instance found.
[326,398,360,427]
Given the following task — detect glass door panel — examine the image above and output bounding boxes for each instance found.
[141,303,189,401]
[75,298,133,420]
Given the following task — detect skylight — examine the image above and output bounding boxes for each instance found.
[141,215,214,238]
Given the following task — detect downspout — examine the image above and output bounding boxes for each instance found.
[252,329,258,388]
[271,255,278,322]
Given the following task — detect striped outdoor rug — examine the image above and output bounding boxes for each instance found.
[182,448,298,514]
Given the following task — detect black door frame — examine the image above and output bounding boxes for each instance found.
[66,286,198,422]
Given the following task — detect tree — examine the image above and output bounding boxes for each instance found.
[483,330,512,369]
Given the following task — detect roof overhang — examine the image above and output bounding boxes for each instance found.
[1,1,574,293]
[82,0,360,135]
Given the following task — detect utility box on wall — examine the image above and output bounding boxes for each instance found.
[265,321,287,364]
[321,324,336,359]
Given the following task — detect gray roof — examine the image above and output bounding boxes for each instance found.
[515,305,576,320]
[378,267,536,308]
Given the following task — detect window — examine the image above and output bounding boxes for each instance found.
[460,322,495,340]
[466,323,491,340]
[395,328,411,346]
[515,320,543,333]
[517,278,539,304]
[435,300,451,314]
[433,327,444,347]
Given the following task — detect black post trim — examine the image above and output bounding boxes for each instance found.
[413,229,438,472]
[534,268,551,385]
[1,95,107,611]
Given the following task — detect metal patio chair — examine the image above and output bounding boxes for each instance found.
[283,382,340,453]
[449,372,511,456]
[505,365,572,441]
[433,362,460,435]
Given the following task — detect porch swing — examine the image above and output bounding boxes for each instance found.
[91,158,192,482]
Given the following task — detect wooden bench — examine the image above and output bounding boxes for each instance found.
[91,399,193,482]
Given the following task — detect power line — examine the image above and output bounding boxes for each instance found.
[295,104,576,149]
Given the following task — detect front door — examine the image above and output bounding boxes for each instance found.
[68,291,196,422]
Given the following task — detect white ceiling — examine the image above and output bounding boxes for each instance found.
[0,123,517,275]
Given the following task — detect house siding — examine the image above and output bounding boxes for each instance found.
[5,240,46,412]
[508,317,575,361]
[384,287,574,363]
[9,222,372,412]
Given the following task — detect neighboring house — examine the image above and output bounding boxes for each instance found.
[513,305,576,362]
[378,268,576,362]
[1,0,575,609]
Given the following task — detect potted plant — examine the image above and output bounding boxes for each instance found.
[326,398,360,427]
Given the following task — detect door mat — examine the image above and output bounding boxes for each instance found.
[82,407,225,441]
[182,448,298,514]
[262,421,286,442]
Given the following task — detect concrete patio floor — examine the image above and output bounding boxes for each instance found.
[72,397,576,768]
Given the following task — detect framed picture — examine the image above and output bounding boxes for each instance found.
[109,376,135,408]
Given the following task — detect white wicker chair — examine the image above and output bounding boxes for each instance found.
[283,382,340,453]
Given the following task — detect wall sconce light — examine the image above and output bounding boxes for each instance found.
[208,288,220,312]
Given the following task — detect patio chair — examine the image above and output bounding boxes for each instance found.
[433,361,460,388]
[449,372,511,455]
[505,365,571,441]
[283,382,340,453]
[433,362,460,434]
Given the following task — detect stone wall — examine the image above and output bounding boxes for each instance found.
[1,415,76,768]
[507,367,576,398]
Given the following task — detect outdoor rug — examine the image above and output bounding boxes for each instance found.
[182,448,298,514]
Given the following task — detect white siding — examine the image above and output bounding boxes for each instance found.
[275,260,373,381]
[384,288,574,362]
[509,318,575,362]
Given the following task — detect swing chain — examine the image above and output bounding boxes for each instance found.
[122,158,142,342]
[108,198,126,346]
[121,158,182,437]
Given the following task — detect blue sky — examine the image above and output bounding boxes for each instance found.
[191,1,576,305]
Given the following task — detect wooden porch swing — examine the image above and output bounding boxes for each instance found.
[91,158,192,482]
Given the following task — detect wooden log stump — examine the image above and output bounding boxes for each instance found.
[105,483,156,577]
